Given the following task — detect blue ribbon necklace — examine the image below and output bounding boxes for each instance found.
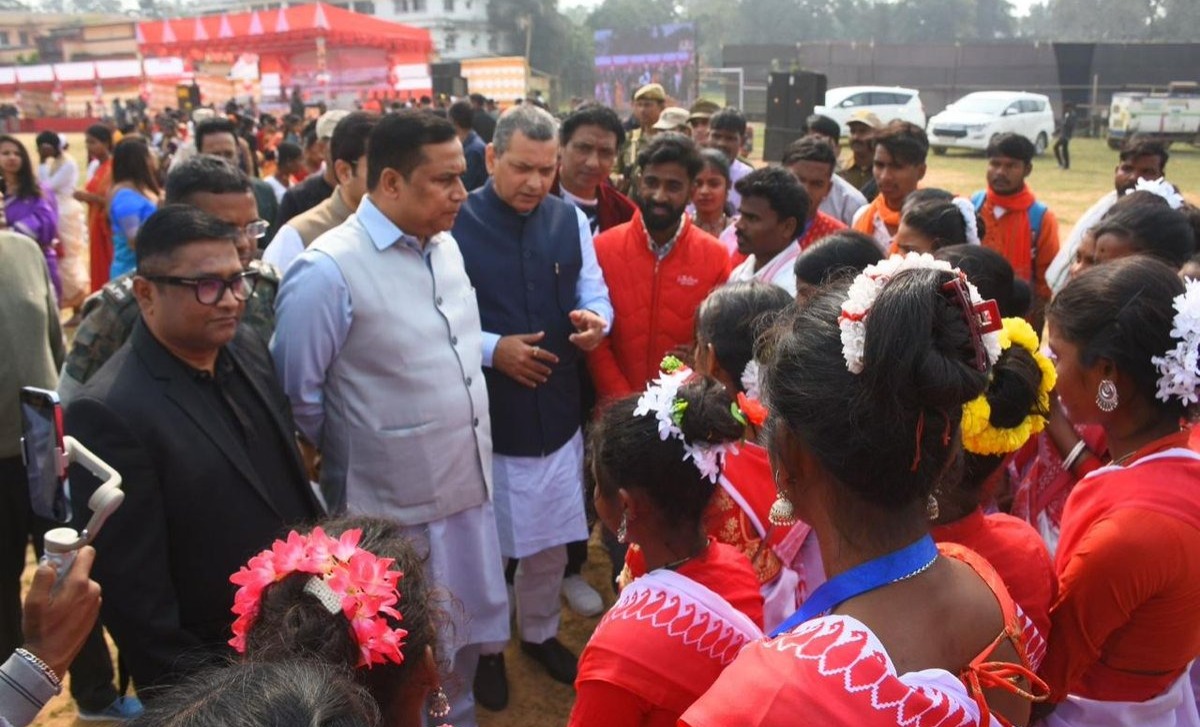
[768,533,940,638]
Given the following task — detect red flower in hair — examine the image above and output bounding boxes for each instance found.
[736,392,768,427]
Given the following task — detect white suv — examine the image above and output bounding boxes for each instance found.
[926,91,1055,155]
[815,86,926,138]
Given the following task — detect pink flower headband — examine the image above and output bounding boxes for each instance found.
[229,527,409,669]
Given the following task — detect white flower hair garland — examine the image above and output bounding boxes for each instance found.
[740,359,761,400]
[633,356,738,483]
[838,252,1002,375]
[1152,279,1200,405]
[951,197,981,245]
[1128,177,1184,210]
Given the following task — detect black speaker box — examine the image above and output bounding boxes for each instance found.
[763,127,807,163]
[767,71,828,130]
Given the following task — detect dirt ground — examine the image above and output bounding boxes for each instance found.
[24,531,613,726]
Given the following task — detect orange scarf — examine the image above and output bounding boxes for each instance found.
[982,185,1037,281]
[852,195,902,237]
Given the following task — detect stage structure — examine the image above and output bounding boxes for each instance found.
[136,3,434,108]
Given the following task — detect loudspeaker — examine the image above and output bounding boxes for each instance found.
[763,127,807,163]
[431,61,462,79]
[432,76,468,97]
[767,71,828,130]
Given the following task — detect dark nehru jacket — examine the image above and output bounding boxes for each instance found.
[455,180,583,458]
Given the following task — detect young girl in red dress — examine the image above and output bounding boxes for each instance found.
[569,371,765,727]
[684,254,1047,727]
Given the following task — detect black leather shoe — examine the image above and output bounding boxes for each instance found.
[520,637,578,685]
[473,653,509,711]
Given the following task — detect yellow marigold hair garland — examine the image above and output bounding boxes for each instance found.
[961,317,1057,456]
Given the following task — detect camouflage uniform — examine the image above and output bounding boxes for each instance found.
[616,128,650,201]
[59,259,281,400]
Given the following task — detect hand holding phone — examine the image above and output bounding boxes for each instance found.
[21,545,102,679]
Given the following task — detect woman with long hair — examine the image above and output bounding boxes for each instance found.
[75,124,115,292]
[1037,256,1200,725]
[37,131,89,311]
[230,515,446,727]
[684,254,1046,726]
[0,134,59,299]
[691,280,805,630]
[570,370,764,726]
[1007,198,1195,553]
[107,136,160,279]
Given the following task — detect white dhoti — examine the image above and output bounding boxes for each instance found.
[489,430,588,645]
[384,501,509,727]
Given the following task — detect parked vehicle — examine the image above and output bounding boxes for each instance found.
[814,86,926,138]
[926,91,1055,155]
[1107,82,1200,150]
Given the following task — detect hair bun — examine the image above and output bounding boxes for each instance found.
[676,377,745,447]
[863,268,989,412]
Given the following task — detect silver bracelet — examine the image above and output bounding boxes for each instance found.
[1062,439,1088,472]
[14,648,61,689]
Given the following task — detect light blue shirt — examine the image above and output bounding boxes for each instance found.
[479,205,613,367]
[271,196,438,444]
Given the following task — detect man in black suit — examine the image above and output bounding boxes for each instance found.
[66,205,322,697]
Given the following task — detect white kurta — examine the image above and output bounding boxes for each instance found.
[492,430,589,560]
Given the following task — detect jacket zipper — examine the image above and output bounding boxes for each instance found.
[648,256,661,377]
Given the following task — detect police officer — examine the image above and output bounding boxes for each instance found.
[615,83,666,200]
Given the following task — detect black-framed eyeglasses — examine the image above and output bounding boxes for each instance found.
[242,220,270,240]
[142,271,260,305]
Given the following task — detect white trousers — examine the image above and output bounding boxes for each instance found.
[481,544,568,654]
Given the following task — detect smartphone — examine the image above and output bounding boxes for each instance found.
[20,386,71,523]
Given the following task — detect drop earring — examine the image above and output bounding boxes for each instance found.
[769,493,796,526]
[769,469,797,526]
[616,512,628,544]
[1096,379,1119,412]
[926,494,940,520]
[428,686,451,719]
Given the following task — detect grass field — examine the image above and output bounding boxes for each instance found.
[19,132,1200,241]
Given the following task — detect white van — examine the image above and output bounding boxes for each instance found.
[815,86,926,138]
[926,91,1055,155]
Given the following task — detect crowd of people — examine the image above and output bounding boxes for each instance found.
[1,77,1198,727]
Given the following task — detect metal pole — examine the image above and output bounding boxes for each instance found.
[1091,72,1099,136]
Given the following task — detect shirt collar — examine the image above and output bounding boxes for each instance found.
[642,211,688,261]
[356,196,430,253]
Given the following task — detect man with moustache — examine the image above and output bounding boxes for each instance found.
[838,110,881,200]
[728,166,809,295]
[551,103,637,235]
[615,83,666,197]
[453,103,612,706]
[588,133,730,404]
[272,111,507,727]
[66,206,322,695]
[547,101,634,623]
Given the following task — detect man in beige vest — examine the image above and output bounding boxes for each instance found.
[272,111,507,727]
[262,112,377,274]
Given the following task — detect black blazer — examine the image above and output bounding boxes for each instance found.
[66,319,323,694]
